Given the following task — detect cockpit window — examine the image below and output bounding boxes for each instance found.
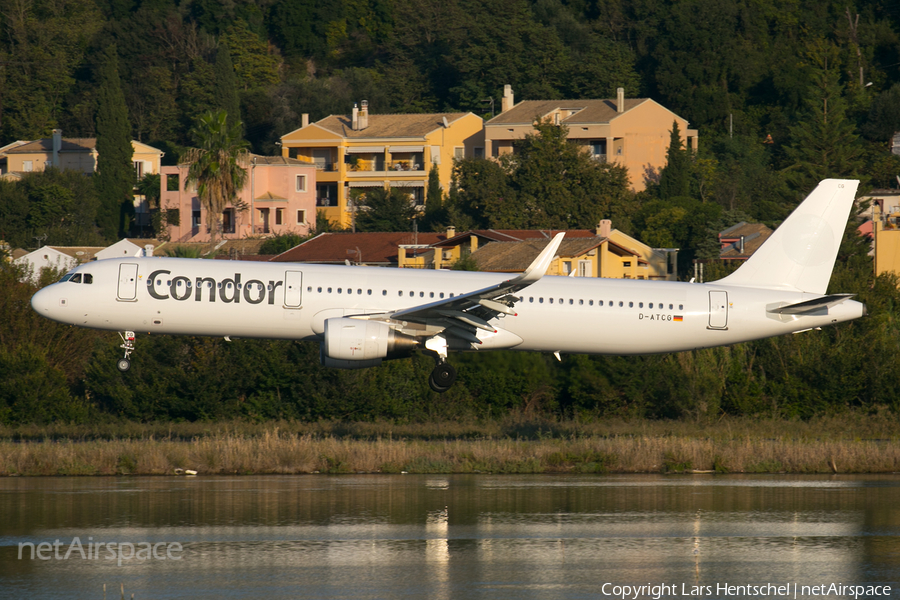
[83,274,93,284]
[70,273,82,284]
[59,274,73,282]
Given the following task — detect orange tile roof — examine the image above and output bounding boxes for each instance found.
[271,232,447,265]
[315,113,471,139]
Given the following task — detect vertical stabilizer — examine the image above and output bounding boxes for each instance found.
[717,179,859,293]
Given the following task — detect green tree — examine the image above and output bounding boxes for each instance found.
[422,163,444,229]
[863,84,900,142]
[508,120,632,229]
[183,110,249,244]
[354,187,417,232]
[783,46,864,195]
[658,121,691,200]
[214,43,242,130]
[94,45,134,240]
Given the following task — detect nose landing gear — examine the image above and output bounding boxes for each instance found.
[117,331,135,372]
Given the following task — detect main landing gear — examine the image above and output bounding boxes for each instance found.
[117,331,135,372]
[429,360,457,393]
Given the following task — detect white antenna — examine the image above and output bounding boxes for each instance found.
[442,116,449,128]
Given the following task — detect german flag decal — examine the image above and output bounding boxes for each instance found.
[673,316,683,322]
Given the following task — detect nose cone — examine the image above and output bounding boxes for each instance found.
[31,286,62,322]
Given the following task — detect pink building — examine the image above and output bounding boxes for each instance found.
[161,155,316,243]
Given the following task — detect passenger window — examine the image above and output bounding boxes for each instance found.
[430,292,434,298]
[440,293,445,298]
[419,292,424,297]
[618,301,623,307]
[327,287,332,293]
[357,289,362,294]
[338,288,342,294]
[559,298,563,304]
[398,291,402,296]
[579,299,583,305]
[649,303,653,309]
[679,304,684,310]
[539,298,544,304]
[639,302,643,308]
[450,293,455,297]
[589,300,594,306]
[569,299,574,305]
[549,298,554,304]
[317,287,322,293]
[409,291,414,297]
[669,304,673,309]
[70,274,82,283]
[628,301,633,308]
[367,289,372,295]
[83,274,93,284]
[598,300,602,306]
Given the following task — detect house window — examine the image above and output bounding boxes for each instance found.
[296,175,307,192]
[23,161,33,172]
[275,208,284,225]
[222,209,235,234]
[296,209,306,224]
[474,147,484,159]
[133,161,144,180]
[454,147,464,160]
[192,210,201,228]
[166,174,180,191]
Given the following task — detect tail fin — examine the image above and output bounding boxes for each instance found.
[716,179,859,293]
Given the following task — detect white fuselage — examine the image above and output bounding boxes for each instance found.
[30,257,865,355]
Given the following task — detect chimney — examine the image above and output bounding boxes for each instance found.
[501,84,514,112]
[352,103,359,130]
[446,226,456,239]
[598,219,611,238]
[52,129,62,168]
[359,100,369,130]
[301,113,309,128]
[617,88,625,113]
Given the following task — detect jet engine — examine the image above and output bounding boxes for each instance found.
[321,318,419,368]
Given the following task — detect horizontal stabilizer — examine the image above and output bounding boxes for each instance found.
[767,294,856,315]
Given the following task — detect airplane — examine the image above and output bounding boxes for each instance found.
[31,179,865,392]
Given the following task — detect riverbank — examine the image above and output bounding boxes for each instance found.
[1,415,898,476]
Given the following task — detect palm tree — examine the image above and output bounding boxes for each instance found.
[183,110,249,244]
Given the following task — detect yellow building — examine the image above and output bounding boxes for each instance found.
[399,223,676,280]
[0,129,163,177]
[484,85,698,192]
[280,104,484,228]
[873,201,900,277]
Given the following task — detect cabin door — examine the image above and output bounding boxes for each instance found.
[708,291,728,329]
[284,270,303,308]
[117,263,139,301]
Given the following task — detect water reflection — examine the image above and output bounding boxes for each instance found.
[0,475,898,599]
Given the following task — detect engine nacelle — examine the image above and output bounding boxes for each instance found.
[322,318,419,362]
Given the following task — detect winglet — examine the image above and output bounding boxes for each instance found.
[515,232,565,286]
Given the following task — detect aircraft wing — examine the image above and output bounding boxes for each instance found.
[363,232,565,344]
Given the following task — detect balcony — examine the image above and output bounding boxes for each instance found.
[315,162,338,172]
[387,160,423,172]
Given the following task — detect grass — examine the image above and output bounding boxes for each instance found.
[0,414,898,476]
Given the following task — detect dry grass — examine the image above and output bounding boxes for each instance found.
[1,418,898,476]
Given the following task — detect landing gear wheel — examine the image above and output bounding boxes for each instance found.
[429,362,456,393]
[116,358,131,372]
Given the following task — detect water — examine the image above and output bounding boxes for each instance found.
[1,475,898,599]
